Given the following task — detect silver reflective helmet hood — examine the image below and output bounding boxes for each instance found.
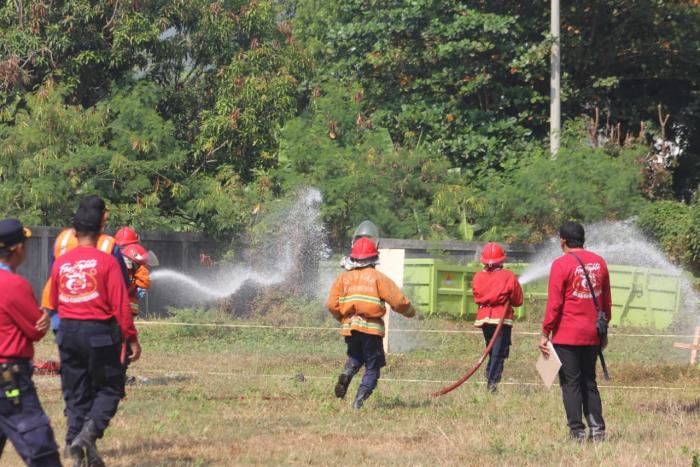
[352,220,380,247]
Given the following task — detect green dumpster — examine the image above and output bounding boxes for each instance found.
[403,259,543,320]
[403,259,683,329]
[608,265,681,329]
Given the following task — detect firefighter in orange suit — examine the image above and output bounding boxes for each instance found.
[472,242,523,393]
[40,196,129,331]
[326,237,416,409]
[114,228,152,316]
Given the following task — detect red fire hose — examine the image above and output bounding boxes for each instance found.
[431,314,506,397]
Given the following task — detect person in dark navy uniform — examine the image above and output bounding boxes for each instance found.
[0,219,61,467]
[49,204,140,467]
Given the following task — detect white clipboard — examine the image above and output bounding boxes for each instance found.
[535,342,562,389]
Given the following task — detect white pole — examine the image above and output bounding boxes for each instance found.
[550,0,561,158]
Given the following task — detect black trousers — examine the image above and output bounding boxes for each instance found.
[554,344,605,435]
[343,331,386,394]
[482,324,511,385]
[58,318,125,445]
[0,364,60,466]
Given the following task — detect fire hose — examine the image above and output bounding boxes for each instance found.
[431,314,506,397]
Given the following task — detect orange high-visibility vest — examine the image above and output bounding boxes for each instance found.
[41,229,117,309]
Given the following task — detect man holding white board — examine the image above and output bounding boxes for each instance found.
[538,221,611,442]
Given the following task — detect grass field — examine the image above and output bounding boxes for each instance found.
[3,309,700,466]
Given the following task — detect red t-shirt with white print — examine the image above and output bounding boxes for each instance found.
[542,249,612,346]
[50,246,137,342]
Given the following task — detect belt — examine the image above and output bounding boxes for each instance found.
[60,317,117,326]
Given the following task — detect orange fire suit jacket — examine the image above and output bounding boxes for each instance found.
[128,266,151,315]
[473,268,523,327]
[326,267,416,337]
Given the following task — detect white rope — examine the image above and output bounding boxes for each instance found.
[134,368,693,391]
[133,320,696,339]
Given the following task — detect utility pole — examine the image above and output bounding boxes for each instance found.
[550,0,561,158]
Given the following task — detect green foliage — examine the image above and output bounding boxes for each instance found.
[276,83,455,247]
[0,0,699,260]
[637,199,700,271]
[0,81,263,235]
[196,42,312,181]
[475,122,649,243]
[0,0,161,107]
[0,81,184,228]
[295,0,700,188]
[293,0,546,174]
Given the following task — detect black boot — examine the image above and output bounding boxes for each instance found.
[70,419,105,467]
[334,362,359,399]
[587,414,606,442]
[486,381,498,393]
[569,429,586,443]
[335,373,353,399]
[352,389,370,410]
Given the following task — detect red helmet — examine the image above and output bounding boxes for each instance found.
[115,227,139,247]
[122,243,149,266]
[480,242,506,265]
[350,237,379,260]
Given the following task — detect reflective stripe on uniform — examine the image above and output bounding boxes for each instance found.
[98,236,111,253]
[338,295,384,306]
[474,317,514,327]
[340,316,385,336]
[57,230,72,256]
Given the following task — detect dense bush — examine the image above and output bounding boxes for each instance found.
[637,200,700,271]
[475,125,649,242]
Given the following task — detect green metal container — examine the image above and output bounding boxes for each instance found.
[403,258,683,329]
[607,265,681,329]
[403,259,542,320]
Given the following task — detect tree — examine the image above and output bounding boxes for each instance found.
[0,81,187,228]
[0,0,161,108]
[276,82,454,247]
[293,0,700,191]
[475,121,649,243]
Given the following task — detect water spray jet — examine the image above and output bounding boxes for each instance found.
[149,188,328,311]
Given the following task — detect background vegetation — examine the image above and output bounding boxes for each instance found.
[1,0,700,265]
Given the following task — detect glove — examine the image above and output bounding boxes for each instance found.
[136,287,147,299]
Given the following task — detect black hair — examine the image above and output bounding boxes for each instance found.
[78,195,106,214]
[72,206,102,235]
[559,221,585,248]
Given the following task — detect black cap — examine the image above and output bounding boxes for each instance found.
[0,219,32,249]
[559,221,585,247]
[72,207,102,233]
[78,195,107,214]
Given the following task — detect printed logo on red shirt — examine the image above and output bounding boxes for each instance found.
[59,259,100,304]
[572,262,601,299]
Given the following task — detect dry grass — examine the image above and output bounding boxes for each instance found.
[4,317,700,466]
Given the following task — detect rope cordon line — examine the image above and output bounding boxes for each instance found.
[134,368,693,392]
[133,320,696,339]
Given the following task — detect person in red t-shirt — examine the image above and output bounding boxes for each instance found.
[539,221,611,442]
[49,202,141,466]
[472,242,523,393]
[0,219,61,466]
